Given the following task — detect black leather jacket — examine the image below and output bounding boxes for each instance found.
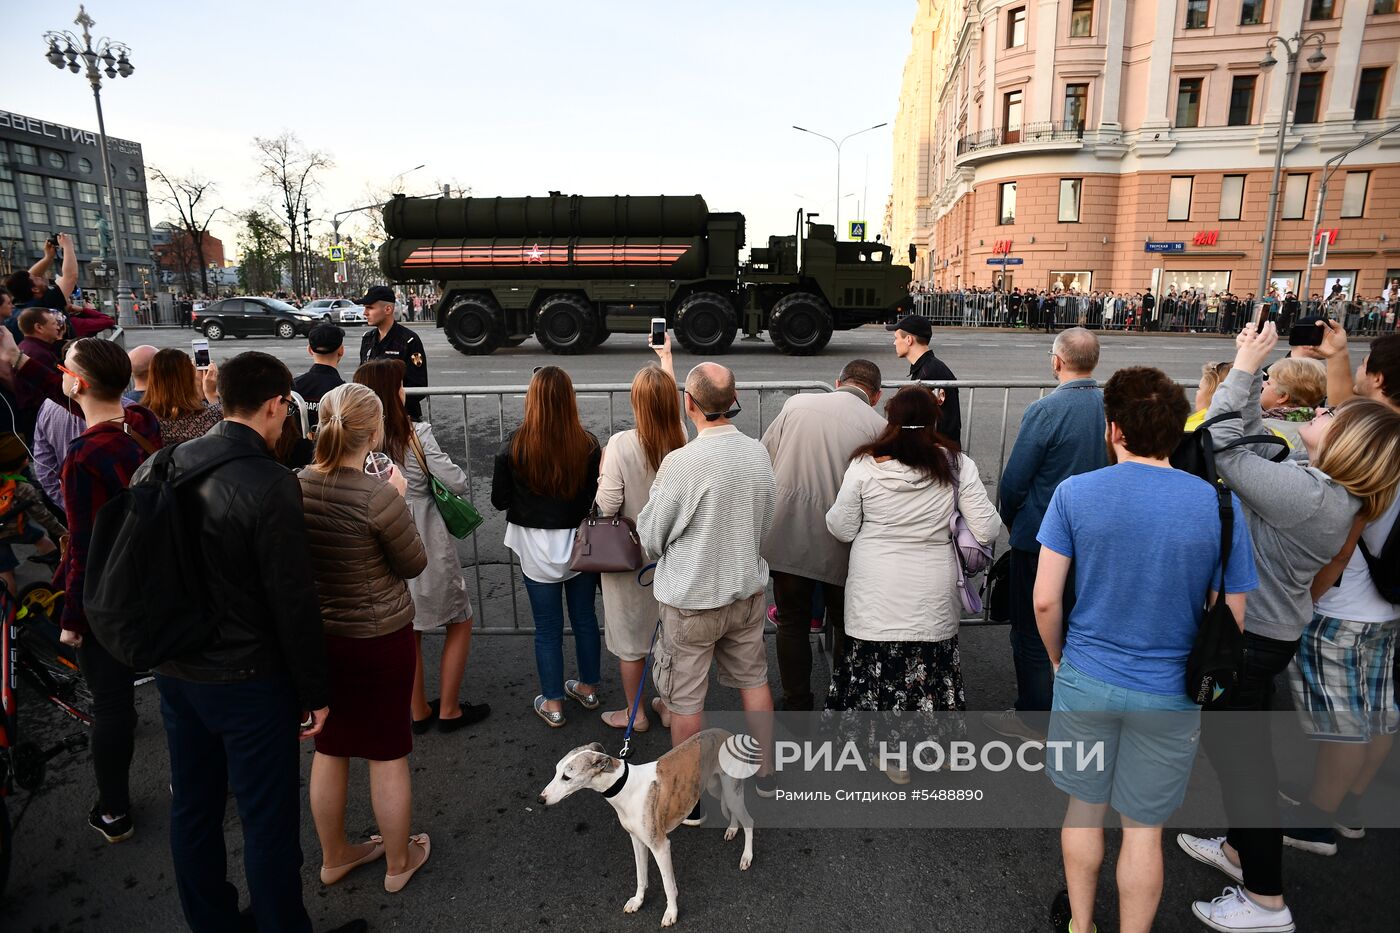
[143,420,329,709]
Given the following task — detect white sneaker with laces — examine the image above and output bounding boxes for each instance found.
[1176,834,1244,884]
[1191,886,1295,932]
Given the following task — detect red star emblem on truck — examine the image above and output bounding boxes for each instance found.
[525,243,544,263]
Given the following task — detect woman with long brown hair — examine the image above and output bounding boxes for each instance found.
[355,359,488,735]
[491,365,602,726]
[143,347,221,445]
[595,337,685,730]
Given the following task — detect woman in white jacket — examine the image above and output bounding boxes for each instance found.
[824,386,1001,776]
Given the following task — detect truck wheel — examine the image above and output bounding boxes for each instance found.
[534,295,598,355]
[674,292,738,353]
[445,295,506,355]
[768,292,833,356]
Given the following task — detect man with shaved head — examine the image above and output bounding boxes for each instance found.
[124,345,157,404]
[638,361,779,820]
[987,326,1106,743]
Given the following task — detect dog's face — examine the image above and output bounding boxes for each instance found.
[538,742,618,806]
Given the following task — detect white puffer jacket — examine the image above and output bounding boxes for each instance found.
[825,453,1001,643]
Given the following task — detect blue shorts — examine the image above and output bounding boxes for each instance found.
[1047,661,1201,826]
[0,523,46,573]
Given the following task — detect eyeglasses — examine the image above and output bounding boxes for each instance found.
[57,363,87,391]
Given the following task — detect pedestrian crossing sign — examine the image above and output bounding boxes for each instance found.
[328,246,346,262]
[849,221,867,241]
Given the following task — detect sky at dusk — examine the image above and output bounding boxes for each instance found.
[6,0,911,260]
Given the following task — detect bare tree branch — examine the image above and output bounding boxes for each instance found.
[252,133,333,297]
[149,166,227,295]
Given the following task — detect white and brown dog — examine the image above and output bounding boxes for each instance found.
[538,728,754,927]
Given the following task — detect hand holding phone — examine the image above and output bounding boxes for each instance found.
[192,339,210,369]
[650,317,667,347]
[1288,320,1326,347]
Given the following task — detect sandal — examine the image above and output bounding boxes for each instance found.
[534,695,565,728]
[601,709,649,731]
[320,835,384,885]
[650,697,673,729]
[383,833,430,893]
[564,680,600,711]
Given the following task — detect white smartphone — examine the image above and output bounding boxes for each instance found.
[650,317,667,347]
[192,338,210,370]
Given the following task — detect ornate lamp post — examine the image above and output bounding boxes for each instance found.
[43,5,136,325]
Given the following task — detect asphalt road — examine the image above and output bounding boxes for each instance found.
[7,324,1396,932]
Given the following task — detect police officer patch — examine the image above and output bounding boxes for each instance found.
[411,352,424,368]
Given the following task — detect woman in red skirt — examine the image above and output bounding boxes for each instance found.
[299,383,429,893]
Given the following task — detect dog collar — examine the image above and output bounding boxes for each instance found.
[601,761,629,799]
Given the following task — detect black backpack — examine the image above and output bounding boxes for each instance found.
[1358,519,1400,604]
[84,445,258,670]
[1171,411,1290,481]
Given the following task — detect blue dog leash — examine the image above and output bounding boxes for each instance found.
[618,562,660,761]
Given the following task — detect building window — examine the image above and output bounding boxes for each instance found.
[50,177,72,200]
[1219,174,1246,220]
[1341,171,1370,217]
[129,214,147,234]
[1049,271,1093,292]
[0,180,15,211]
[999,182,1017,224]
[128,238,148,253]
[45,150,66,170]
[1186,0,1210,28]
[1241,0,1266,24]
[78,181,99,203]
[14,144,38,166]
[1070,0,1094,36]
[1059,179,1083,222]
[53,204,77,228]
[1176,77,1204,127]
[1168,176,1194,220]
[1356,67,1387,120]
[1064,83,1089,130]
[1377,1,1399,13]
[124,166,139,183]
[1229,75,1257,125]
[1283,173,1310,219]
[1295,73,1324,124]
[0,210,20,239]
[1309,0,1335,17]
[81,208,103,230]
[128,190,145,211]
[78,157,92,173]
[1003,90,1024,143]
[18,173,44,198]
[24,202,49,226]
[1008,6,1027,46]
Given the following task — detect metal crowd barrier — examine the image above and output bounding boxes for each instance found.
[411,379,1073,635]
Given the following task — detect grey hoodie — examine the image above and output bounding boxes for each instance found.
[1206,368,1359,642]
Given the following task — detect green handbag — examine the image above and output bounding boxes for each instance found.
[408,431,484,539]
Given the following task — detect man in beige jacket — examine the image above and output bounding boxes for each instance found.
[760,359,885,710]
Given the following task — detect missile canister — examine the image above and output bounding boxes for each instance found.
[382,194,710,239]
[378,236,709,281]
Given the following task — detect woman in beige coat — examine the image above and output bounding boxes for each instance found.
[595,337,685,729]
[299,383,431,893]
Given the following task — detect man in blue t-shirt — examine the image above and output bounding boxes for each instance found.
[1033,366,1258,933]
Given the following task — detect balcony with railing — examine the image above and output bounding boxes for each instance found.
[955,120,1089,157]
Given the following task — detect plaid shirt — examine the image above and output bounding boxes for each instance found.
[58,406,163,633]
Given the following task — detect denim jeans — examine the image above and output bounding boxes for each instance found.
[523,572,602,701]
[771,570,844,711]
[1008,547,1077,716]
[156,675,311,933]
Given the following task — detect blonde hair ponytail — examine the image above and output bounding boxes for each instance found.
[311,382,384,472]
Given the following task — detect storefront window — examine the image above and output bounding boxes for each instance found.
[1049,271,1092,292]
[1162,270,1232,294]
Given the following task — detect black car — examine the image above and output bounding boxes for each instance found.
[193,297,323,340]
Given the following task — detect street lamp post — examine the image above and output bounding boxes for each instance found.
[1255,30,1326,315]
[43,5,136,325]
[792,122,887,238]
[1301,119,1400,301]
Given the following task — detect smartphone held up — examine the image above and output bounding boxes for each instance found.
[192,339,210,369]
[650,317,667,347]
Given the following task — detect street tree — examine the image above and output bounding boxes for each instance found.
[148,167,224,295]
[237,209,285,294]
[252,132,332,296]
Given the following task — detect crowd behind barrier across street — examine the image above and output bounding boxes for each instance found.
[1,267,1399,933]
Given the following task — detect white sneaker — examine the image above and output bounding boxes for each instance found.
[1176,834,1244,884]
[980,709,1045,743]
[1191,887,1295,932]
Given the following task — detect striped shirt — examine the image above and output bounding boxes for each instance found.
[638,425,776,610]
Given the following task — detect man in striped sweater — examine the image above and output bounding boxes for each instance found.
[638,362,778,816]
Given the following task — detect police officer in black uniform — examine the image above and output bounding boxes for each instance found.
[885,312,961,444]
[357,285,428,419]
[292,323,346,431]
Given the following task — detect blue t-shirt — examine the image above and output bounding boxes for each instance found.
[1037,462,1259,696]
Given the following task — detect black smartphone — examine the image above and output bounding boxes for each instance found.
[1289,322,1325,346]
[46,234,59,249]
[650,317,666,347]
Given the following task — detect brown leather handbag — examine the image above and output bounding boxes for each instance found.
[568,508,645,573]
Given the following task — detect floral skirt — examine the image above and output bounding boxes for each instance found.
[824,634,966,748]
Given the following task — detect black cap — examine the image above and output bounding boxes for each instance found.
[308,322,345,354]
[353,285,397,306]
[885,314,932,341]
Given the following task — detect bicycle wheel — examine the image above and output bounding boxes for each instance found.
[14,586,91,724]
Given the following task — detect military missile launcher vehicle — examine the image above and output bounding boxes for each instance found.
[378,193,912,356]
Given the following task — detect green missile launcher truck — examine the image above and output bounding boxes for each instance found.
[377,193,912,356]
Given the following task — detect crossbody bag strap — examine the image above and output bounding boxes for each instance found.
[406,428,432,479]
[1215,482,1233,597]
